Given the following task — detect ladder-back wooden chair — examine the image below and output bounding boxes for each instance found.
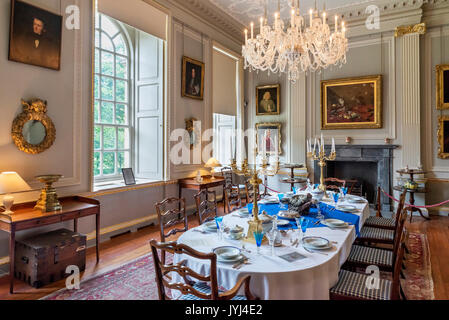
[155,197,189,264]
[150,240,257,300]
[330,229,408,300]
[224,185,243,213]
[364,186,398,230]
[194,190,218,225]
[356,191,407,246]
[221,167,243,213]
[324,177,346,192]
[343,205,408,272]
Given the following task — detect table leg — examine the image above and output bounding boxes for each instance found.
[96,213,100,263]
[9,230,15,294]
[74,219,78,233]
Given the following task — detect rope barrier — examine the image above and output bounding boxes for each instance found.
[381,189,449,209]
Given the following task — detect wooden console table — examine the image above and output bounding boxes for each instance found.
[178,176,225,209]
[0,196,100,294]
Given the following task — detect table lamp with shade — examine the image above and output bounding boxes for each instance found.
[0,172,32,215]
[205,158,221,180]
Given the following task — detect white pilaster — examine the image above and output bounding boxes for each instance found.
[290,73,307,165]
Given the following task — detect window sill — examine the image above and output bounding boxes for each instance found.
[93,178,161,193]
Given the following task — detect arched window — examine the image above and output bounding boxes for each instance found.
[93,13,131,179]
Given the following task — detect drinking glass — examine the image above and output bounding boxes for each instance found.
[316,204,325,222]
[332,192,340,206]
[215,217,224,240]
[300,218,309,240]
[253,231,265,255]
[340,187,348,199]
[265,229,276,256]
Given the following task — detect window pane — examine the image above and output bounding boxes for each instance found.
[115,104,127,125]
[116,56,128,79]
[94,75,100,99]
[117,151,130,171]
[118,128,129,149]
[95,49,100,74]
[94,152,101,176]
[94,125,101,150]
[113,35,127,55]
[103,126,116,150]
[116,79,128,103]
[95,30,100,48]
[94,100,100,123]
[101,32,114,51]
[101,76,114,100]
[103,152,115,175]
[101,51,114,76]
[101,16,118,38]
[95,12,100,29]
[100,102,114,124]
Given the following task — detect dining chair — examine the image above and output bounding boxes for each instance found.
[346,179,363,197]
[356,191,407,246]
[245,179,260,204]
[324,177,346,192]
[194,189,218,225]
[343,205,408,272]
[221,167,245,212]
[224,185,243,213]
[364,187,399,230]
[154,197,189,264]
[330,228,408,300]
[150,240,258,300]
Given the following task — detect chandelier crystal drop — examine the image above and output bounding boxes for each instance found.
[242,0,348,83]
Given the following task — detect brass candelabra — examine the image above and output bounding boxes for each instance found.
[307,146,336,198]
[230,150,280,243]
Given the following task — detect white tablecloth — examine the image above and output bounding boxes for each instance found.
[173,196,370,300]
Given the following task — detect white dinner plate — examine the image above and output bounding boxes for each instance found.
[302,237,332,250]
[203,221,218,231]
[324,219,346,227]
[213,246,241,260]
[276,219,291,227]
[336,205,358,212]
[226,232,244,240]
[322,219,349,229]
[217,254,244,263]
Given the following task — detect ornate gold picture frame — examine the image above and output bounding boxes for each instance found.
[11,99,56,154]
[438,115,449,159]
[436,65,449,110]
[255,122,283,155]
[321,75,383,130]
[182,56,205,100]
[256,84,280,116]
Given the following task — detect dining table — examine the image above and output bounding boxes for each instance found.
[172,192,371,300]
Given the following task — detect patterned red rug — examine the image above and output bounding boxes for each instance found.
[42,233,435,300]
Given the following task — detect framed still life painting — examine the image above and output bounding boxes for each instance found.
[436,65,449,110]
[256,84,280,116]
[438,116,449,159]
[321,75,383,130]
[255,122,283,155]
[182,56,205,100]
[9,0,63,70]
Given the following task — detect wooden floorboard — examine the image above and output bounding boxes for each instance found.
[0,205,448,300]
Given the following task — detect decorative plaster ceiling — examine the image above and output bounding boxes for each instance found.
[207,0,372,26]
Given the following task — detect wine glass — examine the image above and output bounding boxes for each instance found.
[300,218,309,241]
[265,229,276,256]
[215,217,224,240]
[253,231,265,255]
[332,192,340,206]
[316,203,325,222]
[340,187,348,200]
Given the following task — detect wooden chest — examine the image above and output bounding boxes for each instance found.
[14,229,86,288]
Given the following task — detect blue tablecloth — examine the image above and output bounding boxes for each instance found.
[247,202,361,236]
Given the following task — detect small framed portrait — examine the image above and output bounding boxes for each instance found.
[182,56,205,100]
[436,65,449,110]
[321,75,383,130]
[438,116,449,159]
[9,0,63,70]
[256,84,280,116]
[255,122,283,155]
[121,168,136,186]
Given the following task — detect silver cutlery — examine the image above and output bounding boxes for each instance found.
[303,246,329,256]
[193,229,207,234]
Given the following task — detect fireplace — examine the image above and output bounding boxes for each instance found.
[314,145,398,210]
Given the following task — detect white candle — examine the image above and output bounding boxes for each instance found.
[250,22,254,39]
[342,21,345,36]
[323,12,326,25]
[309,9,313,26]
[313,138,317,154]
[335,16,338,32]
[321,133,324,152]
[263,131,267,156]
[244,29,248,45]
[332,138,335,153]
[260,17,264,33]
[275,12,279,29]
[291,9,295,28]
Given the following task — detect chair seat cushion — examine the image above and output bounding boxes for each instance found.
[347,245,393,267]
[330,269,391,300]
[360,227,394,242]
[365,216,396,229]
[178,282,247,300]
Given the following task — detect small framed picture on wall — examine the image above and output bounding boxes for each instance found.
[9,0,63,70]
[182,56,205,100]
[436,65,449,110]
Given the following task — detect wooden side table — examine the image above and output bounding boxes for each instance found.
[280,164,307,191]
[395,169,429,222]
[178,176,225,211]
[0,196,100,294]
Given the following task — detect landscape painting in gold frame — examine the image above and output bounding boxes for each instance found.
[438,116,449,159]
[321,75,382,130]
[436,65,449,110]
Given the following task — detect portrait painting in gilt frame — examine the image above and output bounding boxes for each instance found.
[182,56,205,100]
[438,116,449,159]
[436,65,449,110]
[256,84,280,116]
[9,0,63,70]
[255,122,283,155]
[321,75,383,130]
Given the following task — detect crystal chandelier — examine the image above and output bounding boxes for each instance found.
[242,0,348,83]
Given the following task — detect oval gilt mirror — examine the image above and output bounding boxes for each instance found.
[12,99,56,154]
